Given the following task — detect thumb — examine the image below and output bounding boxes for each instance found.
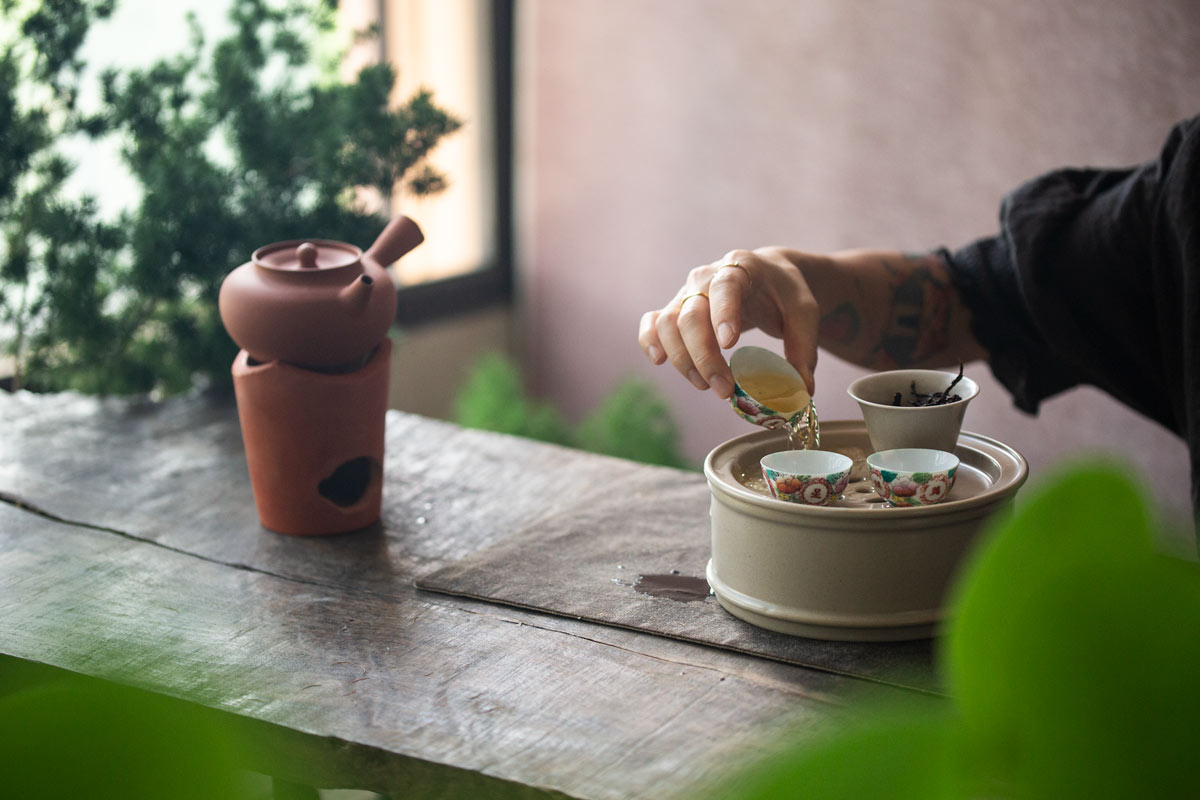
[781,317,819,397]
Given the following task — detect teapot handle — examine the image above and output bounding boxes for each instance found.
[365,214,424,267]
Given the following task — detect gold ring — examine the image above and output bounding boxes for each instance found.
[717,261,752,281]
[680,291,708,306]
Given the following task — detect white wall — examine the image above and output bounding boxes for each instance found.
[516,0,1200,521]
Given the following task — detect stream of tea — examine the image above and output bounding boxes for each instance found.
[736,369,820,451]
[786,398,820,451]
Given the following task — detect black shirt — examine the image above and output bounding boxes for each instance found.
[945,115,1200,522]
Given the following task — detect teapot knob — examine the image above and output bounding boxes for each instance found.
[297,242,319,269]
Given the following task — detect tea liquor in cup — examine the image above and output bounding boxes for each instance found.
[729,346,819,449]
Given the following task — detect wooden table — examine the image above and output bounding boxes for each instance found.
[0,389,932,798]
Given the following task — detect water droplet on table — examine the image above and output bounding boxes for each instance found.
[633,574,711,602]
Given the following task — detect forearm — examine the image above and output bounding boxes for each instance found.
[773,247,988,369]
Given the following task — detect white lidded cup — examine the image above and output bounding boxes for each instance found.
[847,369,978,453]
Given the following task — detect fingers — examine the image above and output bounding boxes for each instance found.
[777,280,821,395]
[639,249,818,399]
[675,293,733,397]
[638,286,700,371]
[637,310,667,365]
[653,292,718,391]
[639,264,739,396]
[782,322,819,395]
[638,286,700,385]
[722,248,819,394]
[707,251,754,349]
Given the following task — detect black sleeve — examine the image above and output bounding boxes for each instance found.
[943,116,1199,437]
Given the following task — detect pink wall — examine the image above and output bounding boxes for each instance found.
[517,0,1200,520]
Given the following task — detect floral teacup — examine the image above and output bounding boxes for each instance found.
[761,450,852,507]
[728,346,811,430]
[866,448,959,507]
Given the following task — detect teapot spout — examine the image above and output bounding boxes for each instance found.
[365,214,423,267]
[339,274,374,316]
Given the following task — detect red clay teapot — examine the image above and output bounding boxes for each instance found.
[219,215,423,371]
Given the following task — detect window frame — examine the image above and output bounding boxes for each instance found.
[392,0,514,326]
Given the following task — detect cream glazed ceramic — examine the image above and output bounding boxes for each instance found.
[704,420,1026,642]
[847,369,979,453]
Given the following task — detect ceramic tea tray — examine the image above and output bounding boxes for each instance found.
[707,420,1025,514]
[704,421,1027,642]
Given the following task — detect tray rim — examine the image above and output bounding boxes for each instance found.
[705,420,1028,520]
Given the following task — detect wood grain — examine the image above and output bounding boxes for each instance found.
[0,391,936,798]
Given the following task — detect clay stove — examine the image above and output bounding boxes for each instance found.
[218,215,423,535]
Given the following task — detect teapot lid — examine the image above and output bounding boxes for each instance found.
[253,239,362,272]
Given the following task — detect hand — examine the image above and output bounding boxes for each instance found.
[638,247,825,399]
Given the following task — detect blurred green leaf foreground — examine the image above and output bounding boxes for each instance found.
[721,463,1200,799]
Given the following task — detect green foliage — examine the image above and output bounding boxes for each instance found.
[944,464,1200,798]
[454,352,692,469]
[728,705,962,800]
[453,353,573,447]
[0,0,460,394]
[576,380,688,467]
[0,664,258,798]
[718,463,1200,799]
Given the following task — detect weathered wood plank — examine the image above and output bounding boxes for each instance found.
[0,391,935,688]
[0,495,894,799]
[413,451,938,692]
[0,391,936,798]
[0,388,665,578]
[0,655,572,800]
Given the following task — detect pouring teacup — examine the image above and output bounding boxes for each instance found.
[728,346,818,447]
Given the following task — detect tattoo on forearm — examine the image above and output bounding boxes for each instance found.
[819,301,861,345]
[869,254,951,368]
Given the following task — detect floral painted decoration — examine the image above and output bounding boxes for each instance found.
[730,384,814,428]
[870,466,957,507]
[730,385,787,428]
[730,386,820,449]
[762,466,850,506]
